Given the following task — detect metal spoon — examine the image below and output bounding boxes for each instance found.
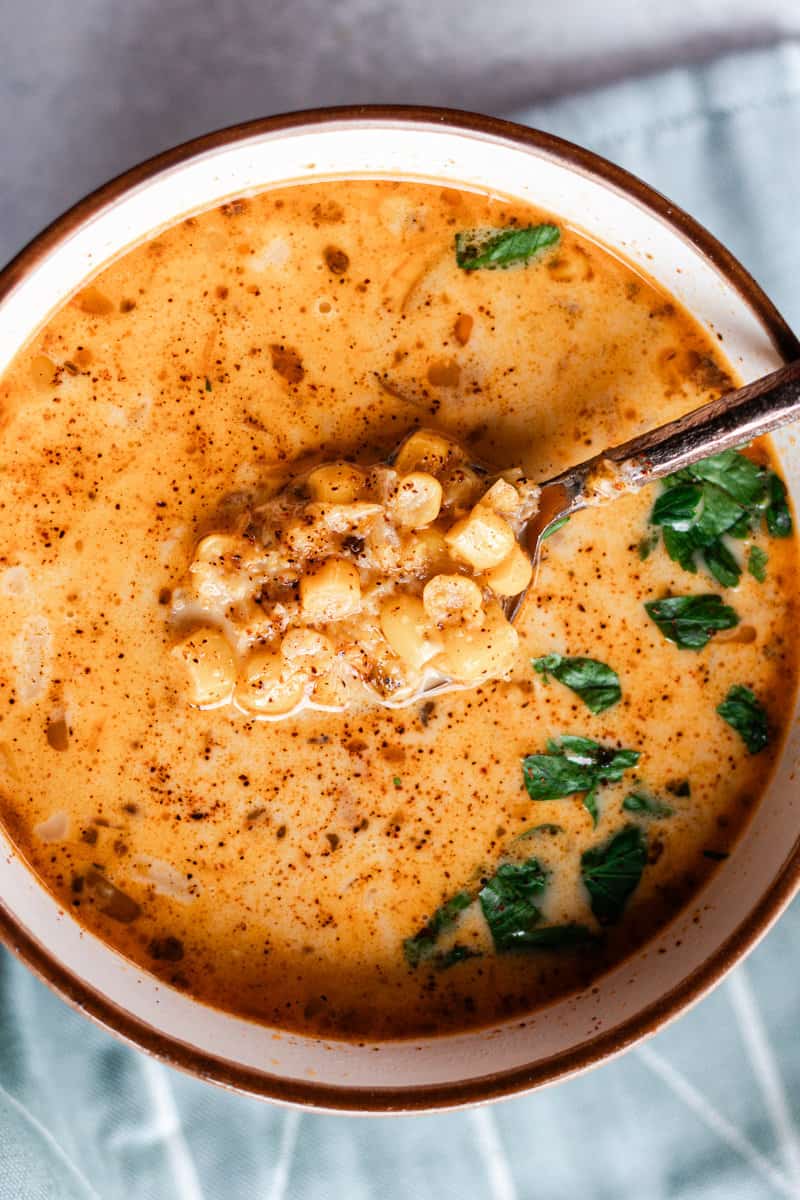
[510,359,800,621]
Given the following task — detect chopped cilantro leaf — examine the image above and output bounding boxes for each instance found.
[727,511,755,538]
[541,513,571,539]
[622,791,673,818]
[522,749,597,800]
[433,944,481,970]
[522,736,639,826]
[581,826,647,924]
[638,532,658,560]
[748,544,768,582]
[502,923,594,950]
[766,472,793,537]
[404,891,472,967]
[533,654,621,714]
[645,450,792,580]
[652,483,704,531]
[455,223,560,271]
[479,859,548,951]
[688,483,747,546]
[689,449,766,506]
[703,539,742,588]
[514,823,564,841]
[662,526,698,573]
[644,593,739,649]
[583,787,600,827]
[717,685,769,754]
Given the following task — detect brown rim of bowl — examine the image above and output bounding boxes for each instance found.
[0,105,798,1114]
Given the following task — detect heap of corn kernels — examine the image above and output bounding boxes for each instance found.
[170,430,539,719]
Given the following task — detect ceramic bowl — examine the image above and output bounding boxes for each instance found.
[1,108,798,1113]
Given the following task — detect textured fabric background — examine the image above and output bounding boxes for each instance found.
[2,0,800,269]
[1,26,800,1200]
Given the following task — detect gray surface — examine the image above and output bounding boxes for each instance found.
[1,0,800,268]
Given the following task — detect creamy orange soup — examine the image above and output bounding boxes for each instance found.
[0,180,796,1039]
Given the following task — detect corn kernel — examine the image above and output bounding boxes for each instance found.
[235,651,307,715]
[280,628,335,676]
[440,465,484,511]
[394,429,462,476]
[306,462,364,503]
[407,526,452,574]
[435,603,519,683]
[444,505,516,570]
[485,542,532,597]
[389,472,443,529]
[380,595,442,669]
[300,558,362,622]
[174,626,236,707]
[481,478,521,515]
[422,573,483,626]
[195,533,244,562]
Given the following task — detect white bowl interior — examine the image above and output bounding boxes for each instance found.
[1,119,798,1106]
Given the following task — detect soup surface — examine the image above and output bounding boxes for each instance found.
[0,179,796,1039]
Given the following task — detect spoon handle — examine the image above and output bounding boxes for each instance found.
[604,360,800,487]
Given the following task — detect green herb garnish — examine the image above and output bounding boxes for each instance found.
[747,545,768,582]
[514,822,564,841]
[717,685,769,754]
[541,513,571,540]
[392,776,402,789]
[522,736,639,826]
[638,532,658,560]
[404,891,472,967]
[581,826,647,925]
[766,472,792,537]
[479,858,595,952]
[652,483,704,529]
[644,593,739,649]
[501,923,594,950]
[533,654,621,715]
[662,526,698,573]
[433,944,481,970]
[689,451,767,505]
[623,791,673,818]
[479,859,548,951]
[702,539,742,588]
[405,852,598,964]
[455,223,560,271]
[646,450,792,583]
[204,376,212,392]
[477,862,594,952]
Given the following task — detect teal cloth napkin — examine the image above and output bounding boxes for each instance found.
[2,41,800,1200]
